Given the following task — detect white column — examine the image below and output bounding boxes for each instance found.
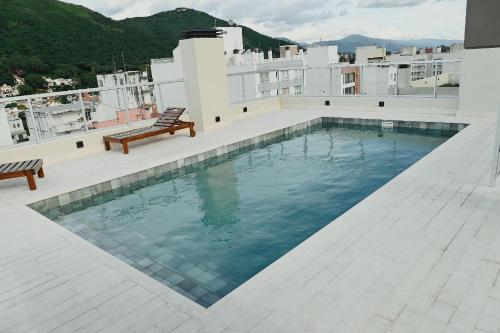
[180,37,233,130]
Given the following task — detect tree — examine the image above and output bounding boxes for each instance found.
[74,72,97,89]
[24,73,47,90]
[0,62,15,86]
[53,64,80,78]
[17,84,35,96]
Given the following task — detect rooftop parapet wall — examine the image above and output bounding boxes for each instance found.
[459,0,500,115]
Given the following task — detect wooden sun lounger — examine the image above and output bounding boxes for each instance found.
[0,159,44,191]
[103,107,196,154]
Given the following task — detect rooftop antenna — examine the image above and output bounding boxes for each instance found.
[112,56,117,73]
[121,52,127,72]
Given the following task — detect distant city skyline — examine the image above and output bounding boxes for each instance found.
[64,0,466,43]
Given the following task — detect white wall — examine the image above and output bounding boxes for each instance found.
[306,46,339,67]
[217,27,244,55]
[151,48,187,110]
[362,66,390,95]
[459,48,500,116]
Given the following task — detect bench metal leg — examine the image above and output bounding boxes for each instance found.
[25,171,36,191]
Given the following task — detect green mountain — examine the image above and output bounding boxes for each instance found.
[0,0,283,89]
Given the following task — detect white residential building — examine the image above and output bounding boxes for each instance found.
[219,27,244,56]
[400,46,417,56]
[0,84,19,98]
[8,114,27,143]
[450,43,465,53]
[355,46,386,64]
[45,78,75,92]
[280,45,300,58]
[95,71,152,123]
[150,48,187,110]
[151,28,311,105]
[303,46,340,96]
[29,102,93,138]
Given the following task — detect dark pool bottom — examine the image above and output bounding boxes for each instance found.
[44,123,455,307]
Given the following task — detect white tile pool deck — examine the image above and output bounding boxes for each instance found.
[1,106,500,332]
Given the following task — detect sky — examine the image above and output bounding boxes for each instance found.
[61,0,467,43]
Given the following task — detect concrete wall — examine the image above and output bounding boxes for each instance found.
[217,27,244,54]
[229,97,281,120]
[306,46,339,67]
[280,95,459,113]
[464,0,500,49]
[1,94,462,165]
[459,48,500,115]
[459,0,500,116]
[150,49,187,110]
[362,67,390,95]
[0,120,157,165]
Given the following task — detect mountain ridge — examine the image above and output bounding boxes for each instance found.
[307,34,463,52]
[0,0,283,88]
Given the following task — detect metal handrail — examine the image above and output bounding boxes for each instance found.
[0,79,184,104]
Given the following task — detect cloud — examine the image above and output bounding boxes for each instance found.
[63,0,336,27]
[61,0,466,42]
[358,0,459,8]
[358,0,426,8]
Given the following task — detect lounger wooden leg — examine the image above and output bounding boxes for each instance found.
[123,142,129,154]
[189,125,196,137]
[26,171,37,191]
[105,141,111,151]
[169,131,175,135]
[37,167,45,178]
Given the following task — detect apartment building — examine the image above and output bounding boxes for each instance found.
[279,45,300,58]
[0,84,18,98]
[95,71,152,123]
[340,67,360,95]
[28,102,93,138]
[355,45,386,64]
[7,113,27,143]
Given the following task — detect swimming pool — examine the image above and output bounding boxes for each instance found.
[45,123,455,307]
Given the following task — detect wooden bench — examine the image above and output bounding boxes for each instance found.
[0,159,44,191]
[103,107,195,154]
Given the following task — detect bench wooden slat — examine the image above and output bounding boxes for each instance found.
[12,160,32,172]
[105,108,186,141]
[3,162,23,173]
[0,163,12,173]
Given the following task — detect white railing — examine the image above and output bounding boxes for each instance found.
[0,79,184,150]
[226,59,462,104]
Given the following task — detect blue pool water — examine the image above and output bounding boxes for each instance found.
[48,124,454,307]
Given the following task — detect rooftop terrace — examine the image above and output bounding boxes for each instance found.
[1,100,500,331]
[2,7,500,330]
